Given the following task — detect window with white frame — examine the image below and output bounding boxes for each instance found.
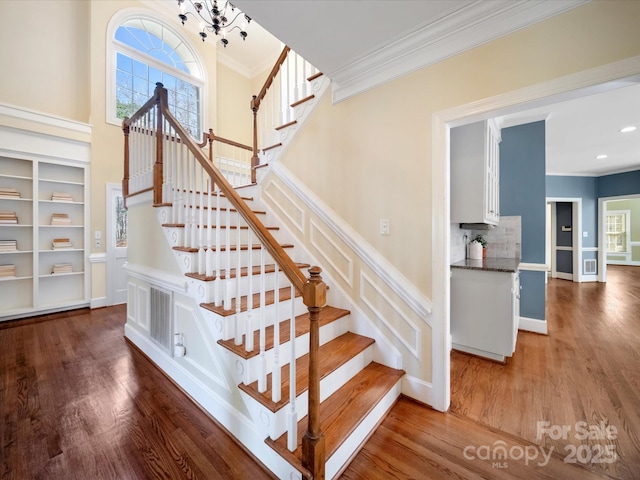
[111,17,204,139]
[606,211,630,253]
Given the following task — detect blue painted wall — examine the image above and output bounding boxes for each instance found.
[598,170,640,198]
[500,121,546,320]
[546,175,598,248]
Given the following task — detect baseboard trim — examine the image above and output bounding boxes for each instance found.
[90,296,107,309]
[581,274,599,283]
[401,374,433,407]
[518,316,548,335]
[554,272,573,281]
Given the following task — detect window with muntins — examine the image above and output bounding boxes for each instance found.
[113,18,203,139]
[606,212,628,253]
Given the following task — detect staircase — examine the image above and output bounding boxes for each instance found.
[122,47,405,479]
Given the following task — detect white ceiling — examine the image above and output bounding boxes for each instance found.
[167,0,640,177]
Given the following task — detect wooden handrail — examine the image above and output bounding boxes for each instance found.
[158,92,307,292]
[253,46,291,111]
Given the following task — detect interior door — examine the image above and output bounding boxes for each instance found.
[107,183,128,305]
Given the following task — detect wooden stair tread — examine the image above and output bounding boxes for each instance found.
[266,362,404,469]
[275,120,297,131]
[239,332,374,413]
[186,262,310,282]
[201,285,305,317]
[291,94,315,108]
[188,205,267,214]
[217,306,350,359]
[263,143,282,152]
[173,243,293,253]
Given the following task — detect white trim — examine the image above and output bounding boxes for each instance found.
[331,1,587,103]
[518,262,549,272]
[583,247,599,252]
[581,274,599,282]
[126,189,153,207]
[599,192,640,282]
[124,262,188,293]
[631,241,640,246]
[499,112,550,130]
[518,317,548,334]
[401,375,433,406]
[555,272,574,281]
[433,54,640,413]
[273,162,432,319]
[91,297,108,309]
[555,245,573,251]
[0,102,92,135]
[89,253,107,264]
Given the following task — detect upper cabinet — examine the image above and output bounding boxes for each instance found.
[451,120,501,225]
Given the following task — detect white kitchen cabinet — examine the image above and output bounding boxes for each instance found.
[451,120,501,225]
[450,266,519,362]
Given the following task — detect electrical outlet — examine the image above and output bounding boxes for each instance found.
[95,239,102,248]
[95,230,102,239]
[583,231,588,238]
[380,219,390,235]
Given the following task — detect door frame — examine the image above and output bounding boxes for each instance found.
[599,193,640,282]
[547,197,582,282]
[431,55,640,412]
[106,182,127,306]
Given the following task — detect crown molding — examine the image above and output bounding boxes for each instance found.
[0,102,92,135]
[331,0,589,103]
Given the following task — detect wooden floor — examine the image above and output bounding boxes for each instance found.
[2,266,638,479]
[448,265,640,480]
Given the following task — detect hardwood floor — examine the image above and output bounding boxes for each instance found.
[448,265,640,480]
[2,267,637,479]
[0,306,276,480]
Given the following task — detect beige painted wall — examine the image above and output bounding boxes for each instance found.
[0,1,90,123]
[216,63,253,145]
[280,0,640,299]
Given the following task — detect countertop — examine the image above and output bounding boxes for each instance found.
[451,257,520,273]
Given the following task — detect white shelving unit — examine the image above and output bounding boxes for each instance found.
[0,156,90,320]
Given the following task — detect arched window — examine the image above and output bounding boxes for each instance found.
[110,16,204,139]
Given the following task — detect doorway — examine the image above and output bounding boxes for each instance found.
[106,183,128,305]
[546,198,582,282]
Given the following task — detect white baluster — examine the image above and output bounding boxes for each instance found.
[190,161,198,250]
[198,170,205,275]
[223,197,232,310]
[258,246,267,393]
[206,178,213,277]
[245,229,254,352]
[214,187,222,306]
[287,282,297,452]
[272,266,281,403]
[234,212,242,346]
[294,52,299,105]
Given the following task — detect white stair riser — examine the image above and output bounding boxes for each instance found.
[232,312,350,386]
[241,344,374,441]
[200,296,308,342]
[186,271,303,304]
[171,249,300,276]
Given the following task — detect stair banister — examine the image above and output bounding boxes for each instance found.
[124,82,328,480]
[250,46,291,181]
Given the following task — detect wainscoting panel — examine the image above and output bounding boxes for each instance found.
[264,180,305,234]
[310,219,354,287]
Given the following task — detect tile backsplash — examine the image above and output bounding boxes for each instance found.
[450,216,521,262]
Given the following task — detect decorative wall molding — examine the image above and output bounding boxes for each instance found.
[0,102,92,135]
[555,246,573,251]
[263,180,305,234]
[273,162,432,320]
[582,247,599,252]
[331,1,587,102]
[518,316,548,334]
[90,297,107,309]
[89,253,107,264]
[0,127,90,164]
[309,219,353,287]
[359,272,421,360]
[124,262,188,293]
[518,262,549,272]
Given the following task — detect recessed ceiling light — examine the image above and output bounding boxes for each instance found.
[620,126,637,133]
[596,154,608,160]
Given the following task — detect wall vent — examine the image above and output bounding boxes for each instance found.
[150,286,172,352]
[584,259,597,275]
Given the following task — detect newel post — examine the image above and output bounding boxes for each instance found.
[250,94,259,184]
[154,82,167,205]
[122,119,130,205]
[302,266,326,480]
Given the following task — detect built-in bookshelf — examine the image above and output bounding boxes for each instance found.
[0,156,89,319]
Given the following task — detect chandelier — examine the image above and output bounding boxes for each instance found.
[177,0,251,47]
